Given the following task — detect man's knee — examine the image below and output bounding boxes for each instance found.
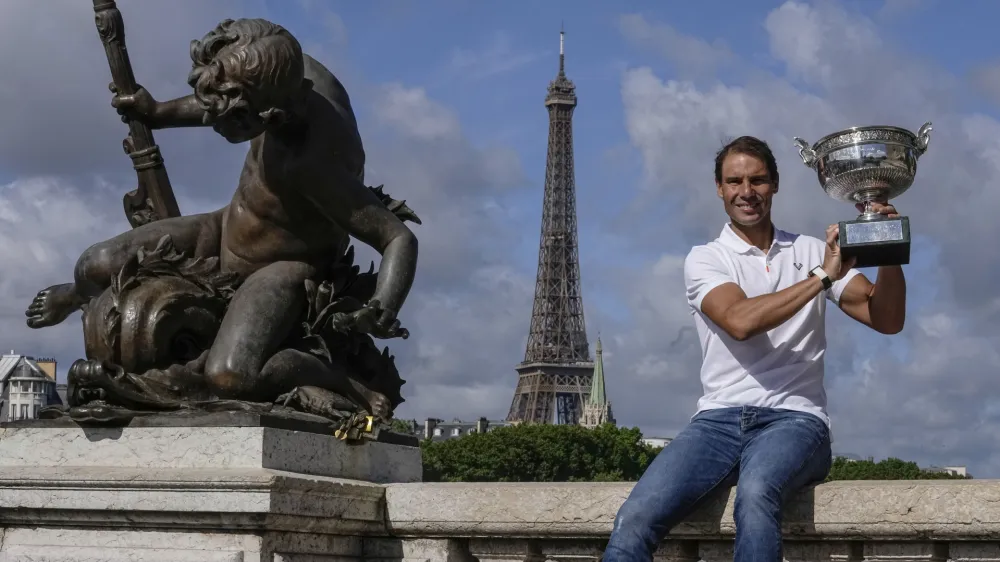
[613,496,658,534]
[605,498,665,559]
[733,478,783,524]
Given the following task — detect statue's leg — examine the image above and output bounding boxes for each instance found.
[202,261,392,416]
[26,209,224,329]
[202,260,313,399]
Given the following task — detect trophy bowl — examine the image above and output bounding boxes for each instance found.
[792,122,932,268]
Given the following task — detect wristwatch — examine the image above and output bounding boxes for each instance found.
[809,266,832,290]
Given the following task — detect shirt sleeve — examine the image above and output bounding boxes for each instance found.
[827,268,861,305]
[685,246,735,313]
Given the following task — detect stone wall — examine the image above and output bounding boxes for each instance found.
[2,423,997,560]
[377,480,1000,562]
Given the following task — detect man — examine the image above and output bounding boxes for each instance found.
[24,18,417,417]
[602,136,906,562]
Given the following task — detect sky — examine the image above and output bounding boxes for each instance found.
[3,0,1000,475]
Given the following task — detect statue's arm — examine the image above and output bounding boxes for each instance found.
[150,95,209,129]
[305,166,418,316]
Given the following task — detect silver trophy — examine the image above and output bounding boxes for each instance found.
[793,123,932,268]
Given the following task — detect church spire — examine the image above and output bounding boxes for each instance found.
[587,337,606,406]
[580,336,615,428]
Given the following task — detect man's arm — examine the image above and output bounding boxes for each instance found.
[835,201,907,334]
[701,279,827,342]
[836,266,906,334]
[303,164,418,316]
[686,248,827,342]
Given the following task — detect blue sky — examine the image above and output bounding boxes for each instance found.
[5,0,1000,475]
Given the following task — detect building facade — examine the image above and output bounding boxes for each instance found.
[0,352,62,421]
[422,417,512,442]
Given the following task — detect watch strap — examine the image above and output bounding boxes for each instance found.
[809,266,832,290]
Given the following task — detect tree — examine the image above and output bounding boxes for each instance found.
[420,423,969,482]
[421,423,659,482]
[826,456,971,481]
[389,418,418,435]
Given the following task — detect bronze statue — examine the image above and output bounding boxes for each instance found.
[25,16,420,436]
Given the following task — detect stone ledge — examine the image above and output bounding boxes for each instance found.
[0,466,387,535]
[384,480,1000,539]
[0,424,421,484]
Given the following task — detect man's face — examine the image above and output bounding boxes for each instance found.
[716,152,776,226]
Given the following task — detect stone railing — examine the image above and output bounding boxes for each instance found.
[373,480,1000,562]
[1,422,997,560]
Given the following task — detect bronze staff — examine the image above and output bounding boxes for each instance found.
[93,0,182,228]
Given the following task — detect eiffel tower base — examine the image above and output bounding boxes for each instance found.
[507,362,594,424]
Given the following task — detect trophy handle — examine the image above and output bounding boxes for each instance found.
[793,137,818,168]
[915,122,932,153]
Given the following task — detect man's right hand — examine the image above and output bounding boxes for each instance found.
[109,83,158,124]
[822,223,857,281]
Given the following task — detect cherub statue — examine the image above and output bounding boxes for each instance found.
[24,18,420,429]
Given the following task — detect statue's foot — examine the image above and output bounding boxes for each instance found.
[359,387,391,420]
[25,283,84,328]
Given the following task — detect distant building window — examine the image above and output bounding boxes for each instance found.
[433,428,442,436]
[19,404,28,420]
[451,428,461,436]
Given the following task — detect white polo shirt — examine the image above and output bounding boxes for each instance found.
[683,223,860,427]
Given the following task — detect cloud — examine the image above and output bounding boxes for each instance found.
[969,62,1000,106]
[446,31,546,82]
[876,0,931,20]
[375,84,463,142]
[0,0,257,194]
[397,264,535,420]
[618,14,734,80]
[0,177,125,364]
[614,3,1000,474]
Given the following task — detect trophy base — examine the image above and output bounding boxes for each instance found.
[838,215,910,268]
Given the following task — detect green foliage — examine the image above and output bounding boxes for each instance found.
[389,418,417,435]
[826,456,971,481]
[419,423,970,483]
[421,423,659,482]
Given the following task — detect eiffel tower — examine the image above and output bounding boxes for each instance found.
[506,29,593,425]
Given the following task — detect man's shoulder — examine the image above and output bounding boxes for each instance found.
[684,241,729,279]
[685,240,725,263]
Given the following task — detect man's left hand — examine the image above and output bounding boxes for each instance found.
[855,201,899,218]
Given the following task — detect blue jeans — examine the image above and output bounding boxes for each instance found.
[603,406,832,562]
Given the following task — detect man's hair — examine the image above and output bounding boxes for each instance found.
[187,18,305,123]
[714,136,779,187]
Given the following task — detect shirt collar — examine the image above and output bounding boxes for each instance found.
[717,223,794,255]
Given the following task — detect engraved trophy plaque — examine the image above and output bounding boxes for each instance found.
[793,123,931,268]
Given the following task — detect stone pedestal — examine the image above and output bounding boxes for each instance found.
[0,412,421,561]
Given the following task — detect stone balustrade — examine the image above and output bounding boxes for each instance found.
[1,422,996,560]
[373,480,1000,562]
